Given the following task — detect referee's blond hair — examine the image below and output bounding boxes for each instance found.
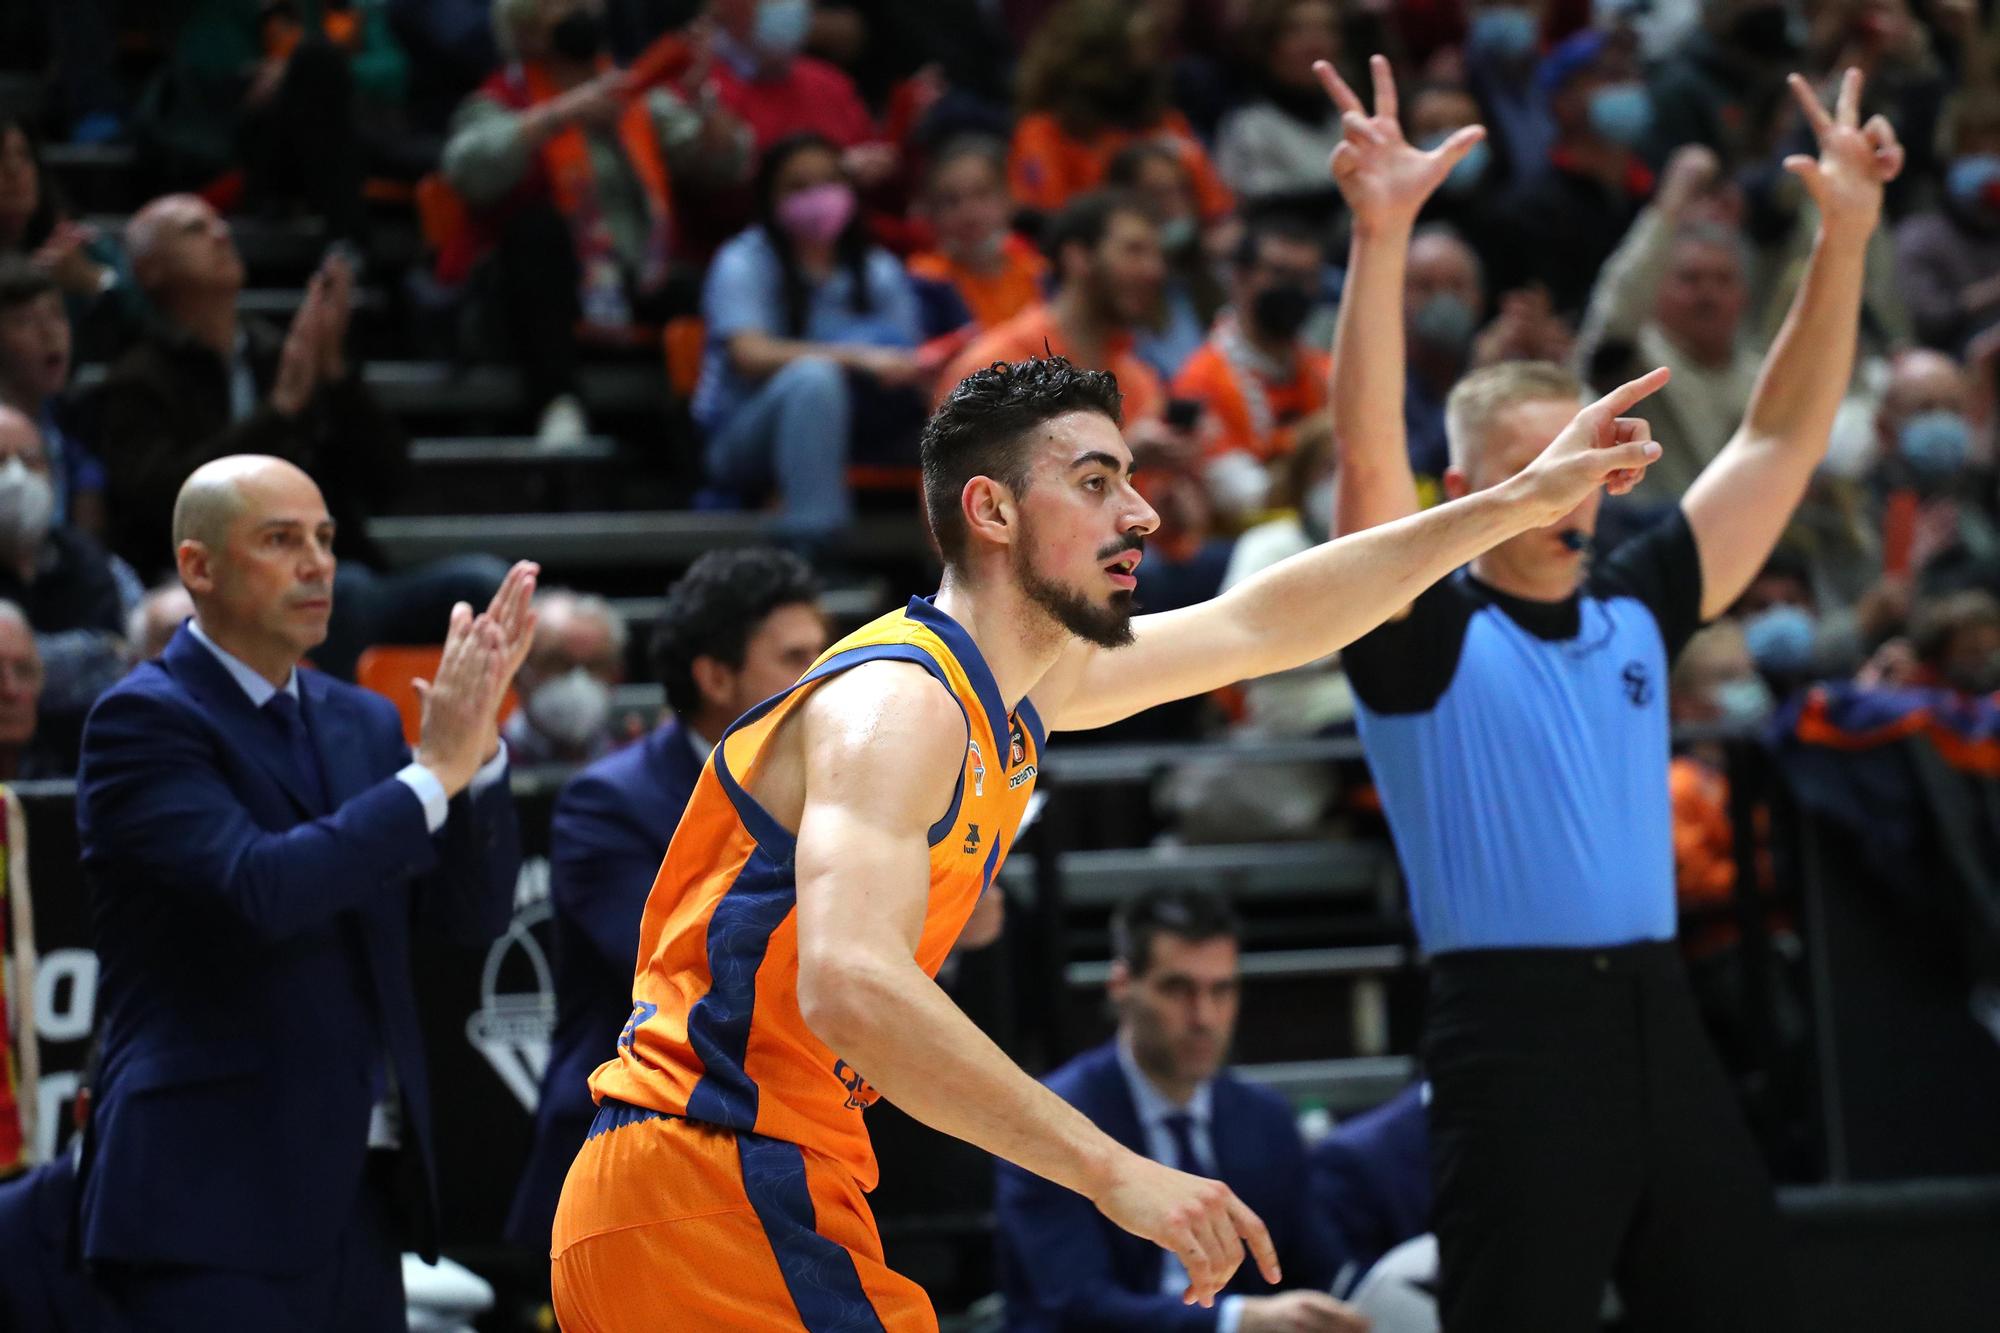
[1444,361,1584,474]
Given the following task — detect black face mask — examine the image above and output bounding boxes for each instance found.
[1729,5,1795,60]
[550,9,605,62]
[1251,284,1314,340]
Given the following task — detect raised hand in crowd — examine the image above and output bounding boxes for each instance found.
[269,269,327,417]
[1473,285,1576,368]
[1784,67,1905,235]
[1238,1288,1372,1333]
[316,249,356,382]
[1315,53,1486,230]
[1656,143,1723,225]
[415,560,540,795]
[31,219,109,298]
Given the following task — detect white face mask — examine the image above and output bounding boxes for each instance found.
[526,666,612,750]
[0,456,54,561]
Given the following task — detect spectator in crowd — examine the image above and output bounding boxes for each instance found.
[1644,0,1802,169]
[1170,218,1330,518]
[694,133,926,552]
[0,116,142,361]
[506,548,828,1253]
[1402,225,1487,480]
[0,602,46,782]
[1492,28,1658,315]
[75,458,530,1330]
[441,0,751,445]
[1009,0,1234,224]
[1308,1083,1432,1288]
[128,582,196,664]
[0,256,105,536]
[98,192,507,679]
[1461,0,1557,189]
[1214,0,1349,216]
[940,191,1171,428]
[1895,89,2000,354]
[996,888,1361,1332]
[1907,586,2000,694]
[500,588,628,766]
[1105,142,1225,382]
[0,405,127,771]
[1576,145,1763,499]
[907,137,1049,335]
[705,0,892,174]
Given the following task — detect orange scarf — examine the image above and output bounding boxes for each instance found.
[518,59,675,297]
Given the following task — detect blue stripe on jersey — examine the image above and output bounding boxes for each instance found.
[738,1130,888,1333]
[684,844,797,1131]
[906,596,1012,750]
[713,642,972,852]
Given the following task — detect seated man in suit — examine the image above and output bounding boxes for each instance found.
[505,547,829,1251]
[76,454,533,1331]
[1309,1083,1432,1289]
[997,888,1367,1332]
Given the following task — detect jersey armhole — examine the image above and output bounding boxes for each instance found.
[710,644,974,860]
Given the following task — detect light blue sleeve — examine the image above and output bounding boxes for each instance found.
[703,233,781,341]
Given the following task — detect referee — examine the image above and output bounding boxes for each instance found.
[1318,59,1904,1331]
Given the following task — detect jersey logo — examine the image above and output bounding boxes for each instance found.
[617,1000,658,1052]
[963,823,981,855]
[833,1059,880,1111]
[968,740,985,797]
[1009,717,1027,767]
[1622,660,1653,707]
[1009,763,1038,790]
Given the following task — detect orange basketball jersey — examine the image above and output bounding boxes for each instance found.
[588,596,1044,1188]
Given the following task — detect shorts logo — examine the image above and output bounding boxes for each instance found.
[963,823,981,855]
[1622,661,1653,707]
[833,1059,880,1111]
[617,1000,658,1053]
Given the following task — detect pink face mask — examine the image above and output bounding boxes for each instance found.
[776,182,857,246]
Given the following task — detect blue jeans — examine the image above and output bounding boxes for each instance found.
[319,554,512,680]
[704,356,853,551]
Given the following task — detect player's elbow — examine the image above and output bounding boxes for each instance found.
[797,948,897,1055]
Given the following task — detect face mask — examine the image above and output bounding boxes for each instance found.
[548,8,605,62]
[1468,8,1539,63]
[0,456,53,560]
[1946,154,2000,216]
[1742,603,1816,675]
[527,667,612,750]
[755,0,812,57]
[1898,410,1972,484]
[1410,292,1478,354]
[1421,135,1490,196]
[1588,83,1655,148]
[776,181,856,246]
[1157,217,1197,253]
[1711,675,1775,726]
[1251,284,1314,340]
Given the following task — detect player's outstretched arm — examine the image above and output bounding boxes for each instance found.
[1682,68,1903,619]
[1034,370,1670,732]
[1320,54,1484,539]
[790,664,1280,1308]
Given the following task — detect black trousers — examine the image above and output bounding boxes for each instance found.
[1423,942,1797,1333]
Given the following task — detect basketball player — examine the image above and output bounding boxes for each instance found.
[551,353,1671,1331]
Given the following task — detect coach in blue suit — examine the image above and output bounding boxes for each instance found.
[997,889,1362,1333]
[76,456,535,1332]
[1309,1082,1431,1286]
[505,548,828,1250]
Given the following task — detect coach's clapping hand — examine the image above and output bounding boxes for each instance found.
[1239,1289,1372,1333]
[414,561,539,796]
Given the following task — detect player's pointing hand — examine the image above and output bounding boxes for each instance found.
[1513,367,1673,520]
[1092,1152,1281,1307]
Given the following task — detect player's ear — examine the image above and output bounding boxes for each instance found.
[960,475,1017,552]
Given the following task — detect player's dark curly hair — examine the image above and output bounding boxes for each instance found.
[921,356,1124,569]
[650,549,820,719]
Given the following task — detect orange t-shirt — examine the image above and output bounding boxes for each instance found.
[907,235,1050,331]
[589,598,1043,1190]
[937,303,1165,424]
[1009,111,1234,221]
[1170,337,1330,464]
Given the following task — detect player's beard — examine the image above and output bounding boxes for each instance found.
[1014,519,1137,649]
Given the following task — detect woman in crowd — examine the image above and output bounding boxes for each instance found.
[1105,142,1227,381]
[1215,0,1351,216]
[0,116,144,360]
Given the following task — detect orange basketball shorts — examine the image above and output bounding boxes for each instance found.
[551,1101,937,1332]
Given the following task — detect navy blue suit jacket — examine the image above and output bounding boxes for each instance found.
[0,1150,98,1332]
[74,625,520,1273]
[504,720,705,1249]
[996,1041,1347,1332]
[1307,1084,1431,1283]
